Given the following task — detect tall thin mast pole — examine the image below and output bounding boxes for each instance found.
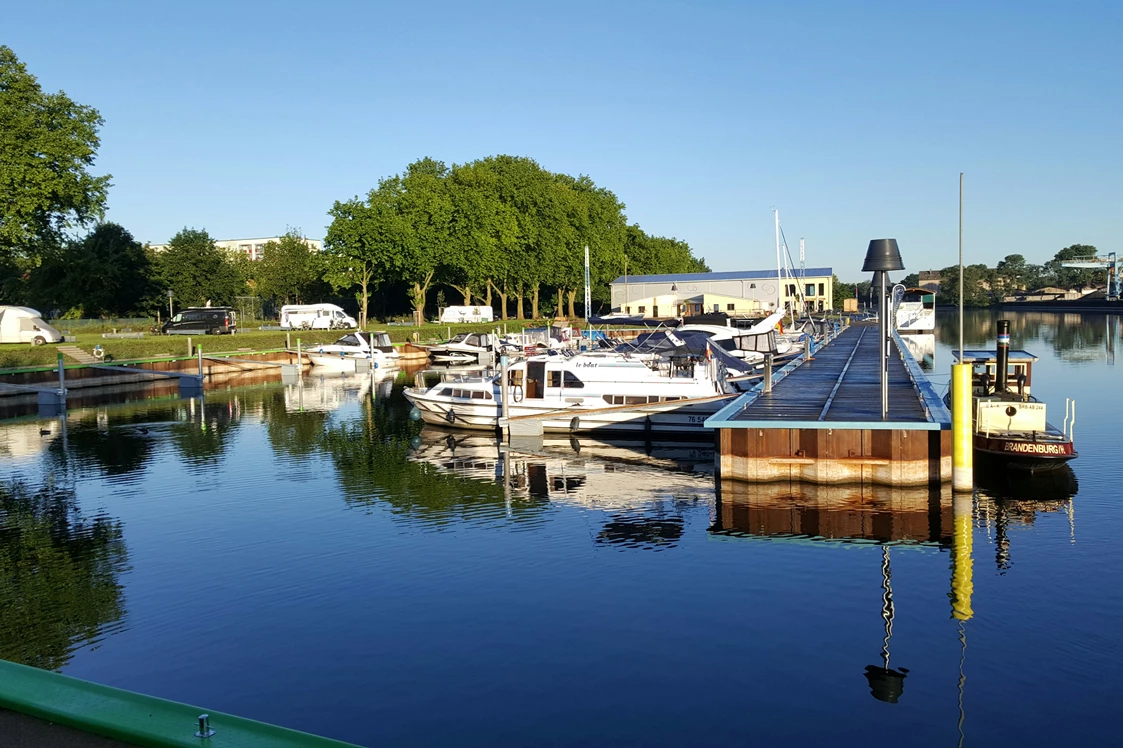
[774,209,782,314]
[958,173,964,359]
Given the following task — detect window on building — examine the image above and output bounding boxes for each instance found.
[806,283,815,297]
[625,306,631,314]
[638,306,646,314]
[787,284,797,297]
[818,283,825,296]
[240,244,251,253]
[652,305,659,317]
[727,303,736,311]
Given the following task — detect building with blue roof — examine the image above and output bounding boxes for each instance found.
[610,268,834,317]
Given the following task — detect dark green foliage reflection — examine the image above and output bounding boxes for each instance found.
[0,480,128,670]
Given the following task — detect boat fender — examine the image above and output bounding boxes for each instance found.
[445,409,457,424]
[373,362,379,369]
[409,407,422,421]
[569,416,580,433]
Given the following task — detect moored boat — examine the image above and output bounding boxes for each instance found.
[307,331,400,371]
[404,348,737,434]
[949,320,1077,472]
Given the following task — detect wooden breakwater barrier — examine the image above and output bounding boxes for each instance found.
[0,349,310,415]
[705,323,952,486]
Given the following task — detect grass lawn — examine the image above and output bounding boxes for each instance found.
[0,319,557,371]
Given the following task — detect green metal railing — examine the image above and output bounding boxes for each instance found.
[0,660,362,747]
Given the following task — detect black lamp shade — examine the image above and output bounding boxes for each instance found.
[862,239,905,272]
[870,270,891,292]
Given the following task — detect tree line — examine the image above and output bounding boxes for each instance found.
[830,244,1109,309]
[1,45,706,321]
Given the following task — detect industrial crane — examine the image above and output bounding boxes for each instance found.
[1060,251,1120,301]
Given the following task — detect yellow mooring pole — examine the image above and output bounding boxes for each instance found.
[951,493,974,621]
[952,362,973,492]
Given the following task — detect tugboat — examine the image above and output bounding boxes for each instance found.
[948,320,1077,472]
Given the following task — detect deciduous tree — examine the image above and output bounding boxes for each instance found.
[256,229,322,305]
[29,223,153,316]
[0,46,110,298]
[152,228,244,308]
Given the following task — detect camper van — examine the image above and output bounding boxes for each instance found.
[0,307,63,345]
[439,305,495,324]
[280,304,357,330]
[162,307,238,335]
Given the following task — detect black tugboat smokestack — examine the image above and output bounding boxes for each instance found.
[996,319,1011,393]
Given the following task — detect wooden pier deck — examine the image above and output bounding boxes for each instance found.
[707,323,951,486]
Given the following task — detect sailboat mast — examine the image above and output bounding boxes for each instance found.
[774,209,782,314]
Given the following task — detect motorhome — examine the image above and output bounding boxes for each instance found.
[280,304,357,330]
[0,306,63,345]
[439,305,495,324]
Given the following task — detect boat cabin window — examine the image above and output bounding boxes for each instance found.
[371,333,391,347]
[447,388,491,400]
[508,369,523,387]
[601,395,680,405]
[563,372,584,389]
[548,371,562,388]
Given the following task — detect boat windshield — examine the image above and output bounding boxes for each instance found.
[335,334,362,347]
[448,333,470,344]
[371,333,392,347]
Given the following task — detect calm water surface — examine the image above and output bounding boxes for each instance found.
[1,310,1119,746]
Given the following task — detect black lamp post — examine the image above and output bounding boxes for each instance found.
[862,239,905,418]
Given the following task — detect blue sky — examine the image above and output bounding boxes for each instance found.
[7,0,1120,280]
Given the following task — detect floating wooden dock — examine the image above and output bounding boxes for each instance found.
[706,323,951,486]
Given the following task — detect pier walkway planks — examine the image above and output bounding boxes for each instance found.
[706,323,951,485]
[730,323,928,426]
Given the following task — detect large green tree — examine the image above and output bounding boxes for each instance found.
[0,46,111,299]
[152,228,245,308]
[324,178,412,327]
[938,263,995,307]
[324,154,708,321]
[1045,244,1098,289]
[29,223,153,316]
[255,229,322,305]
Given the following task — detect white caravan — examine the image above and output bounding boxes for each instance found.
[280,304,357,330]
[439,305,495,324]
[0,307,63,345]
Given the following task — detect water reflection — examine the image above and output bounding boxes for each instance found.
[935,309,1122,362]
[0,311,1113,745]
[711,480,952,546]
[0,479,129,670]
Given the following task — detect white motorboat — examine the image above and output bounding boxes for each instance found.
[404,348,737,434]
[307,331,400,371]
[427,332,502,364]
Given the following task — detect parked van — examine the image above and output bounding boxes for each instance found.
[162,307,237,335]
[0,306,63,345]
[439,305,495,324]
[280,304,357,330]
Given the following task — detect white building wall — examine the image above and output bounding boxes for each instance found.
[612,272,833,315]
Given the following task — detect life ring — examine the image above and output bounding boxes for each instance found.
[92,347,105,360]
